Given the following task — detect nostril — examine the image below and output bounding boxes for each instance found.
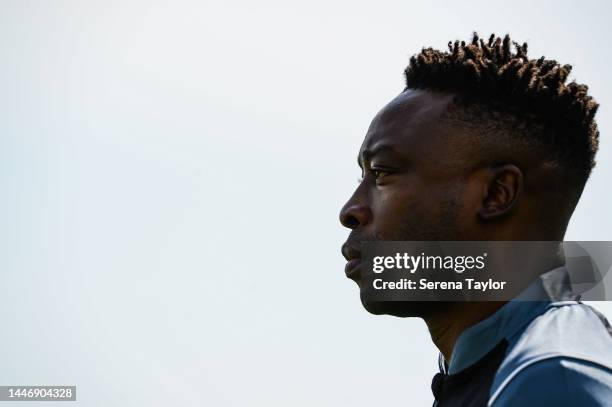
[340,203,371,229]
[343,215,359,229]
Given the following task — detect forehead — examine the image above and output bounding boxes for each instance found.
[359,89,456,161]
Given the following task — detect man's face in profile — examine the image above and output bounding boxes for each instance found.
[340,89,484,316]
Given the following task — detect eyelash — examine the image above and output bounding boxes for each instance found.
[372,169,389,179]
[357,169,391,184]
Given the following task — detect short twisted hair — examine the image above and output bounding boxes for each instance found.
[404,33,599,190]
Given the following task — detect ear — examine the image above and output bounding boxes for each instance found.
[478,164,523,220]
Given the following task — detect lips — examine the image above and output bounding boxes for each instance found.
[342,242,362,280]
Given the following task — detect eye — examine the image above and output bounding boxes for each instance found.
[372,169,390,179]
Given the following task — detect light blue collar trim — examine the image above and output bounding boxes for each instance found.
[446,266,574,374]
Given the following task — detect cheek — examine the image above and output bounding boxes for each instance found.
[368,178,467,239]
[369,185,426,235]
[371,176,434,216]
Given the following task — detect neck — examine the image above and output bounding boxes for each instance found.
[422,240,566,362]
[424,302,506,362]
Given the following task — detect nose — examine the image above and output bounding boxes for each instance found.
[339,191,372,229]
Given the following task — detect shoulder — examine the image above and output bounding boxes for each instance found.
[489,302,612,406]
[490,357,612,406]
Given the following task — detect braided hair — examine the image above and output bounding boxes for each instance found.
[404,33,599,188]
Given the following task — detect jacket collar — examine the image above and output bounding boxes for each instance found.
[443,266,576,374]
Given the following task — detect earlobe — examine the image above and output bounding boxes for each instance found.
[478,164,523,220]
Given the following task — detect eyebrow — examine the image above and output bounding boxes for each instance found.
[357,144,399,168]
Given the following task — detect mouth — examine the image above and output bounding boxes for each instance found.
[341,242,362,280]
[344,258,361,279]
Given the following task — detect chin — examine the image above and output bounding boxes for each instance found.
[360,298,431,318]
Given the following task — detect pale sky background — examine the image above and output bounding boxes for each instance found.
[1,0,612,406]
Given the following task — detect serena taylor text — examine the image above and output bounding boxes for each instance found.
[373,278,507,292]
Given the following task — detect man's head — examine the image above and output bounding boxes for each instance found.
[339,33,599,316]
